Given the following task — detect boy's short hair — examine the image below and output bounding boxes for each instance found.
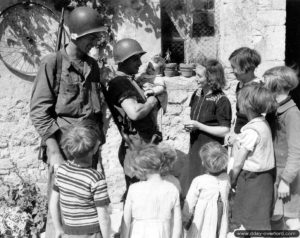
[229,47,261,73]
[263,66,299,93]
[203,59,226,91]
[61,120,100,161]
[237,84,277,115]
[131,144,164,180]
[200,141,228,174]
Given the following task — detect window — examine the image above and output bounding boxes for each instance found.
[192,0,215,37]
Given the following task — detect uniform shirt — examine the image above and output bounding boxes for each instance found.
[30,47,104,141]
[107,71,157,141]
[53,161,110,235]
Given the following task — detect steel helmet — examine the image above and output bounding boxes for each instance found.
[113,38,146,63]
[68,7,107,39]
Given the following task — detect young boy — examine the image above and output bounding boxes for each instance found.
[49,120,111,238]
[228,47,262,134]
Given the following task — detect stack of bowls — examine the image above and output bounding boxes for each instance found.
[179,63,195,78]
[164,63,178,77]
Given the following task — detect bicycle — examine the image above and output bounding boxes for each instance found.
[0,0,69,77]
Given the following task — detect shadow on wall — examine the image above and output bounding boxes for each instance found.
[100,0,161,38]
[173,149,188,178]
[0,0,161,80]
[72,0,161,59]
[0,0,61,81]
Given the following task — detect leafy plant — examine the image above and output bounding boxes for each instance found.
[0,182,48,238]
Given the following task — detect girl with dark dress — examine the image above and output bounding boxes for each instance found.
[182,59,232,196]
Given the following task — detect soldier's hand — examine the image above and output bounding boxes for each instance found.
[147,95,158,106]
[48,151,65,173]
[144,89,155,98]
[46,136,65,173]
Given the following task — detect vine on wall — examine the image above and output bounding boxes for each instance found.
[0,162,47,238]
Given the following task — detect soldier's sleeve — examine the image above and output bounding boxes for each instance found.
[30,54,60,141]
[108,77,137,106]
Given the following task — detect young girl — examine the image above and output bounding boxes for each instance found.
[182,141,230,238]
[182,59,232,196]
[121,144,182,238]
[158,142,182,194]
[264,66,300,230]
[228,47,262,134]
[49,120,111,238]
[230,84,277,230]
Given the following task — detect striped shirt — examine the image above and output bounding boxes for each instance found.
[53,161,110,235]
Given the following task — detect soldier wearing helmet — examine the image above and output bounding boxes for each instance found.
[30,7,110,238]
[107,38,162,189]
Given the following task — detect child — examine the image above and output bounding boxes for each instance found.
[136,57,168,130]
[121,144,182,238]
[182,141,230,238]
[182,59,232,196]
[158,142,182,194]
[264,66,300,230]
[49,120,111,238]
[228,47,262,135]
[230,84,277,230]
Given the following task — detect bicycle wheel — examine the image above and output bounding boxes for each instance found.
[0,1,69,76]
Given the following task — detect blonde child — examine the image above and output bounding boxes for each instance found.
[182,59,232,196]
[121,144,182,238]
[230,84,277,230]
[136,58,168,130]
[227,47,262,139]
[49,121,111,238]
[182,141,230,238]
[264,66,300,230]
[158,142,182,194]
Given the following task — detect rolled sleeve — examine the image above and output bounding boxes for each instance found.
[281,110,300,184]
[30,54,60,141]
[239,129,259,152]
[91,178,110,207]
[108,77,137,106]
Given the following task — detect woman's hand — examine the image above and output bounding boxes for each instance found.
[184,120,201,132]
[278,180,290,199]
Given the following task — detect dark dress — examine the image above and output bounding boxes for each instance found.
[182,88,232,196]
[234,80,263,133]
[234,82,249,133]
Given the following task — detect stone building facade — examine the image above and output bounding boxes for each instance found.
[0,0,286,202]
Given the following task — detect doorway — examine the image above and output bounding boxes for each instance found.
[286,0,300,108]
[160,2,184,64]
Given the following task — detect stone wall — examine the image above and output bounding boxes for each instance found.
[0,0,287,203]
[0,0,160,203]
[218,0,286,106]
[112,0,161,63]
